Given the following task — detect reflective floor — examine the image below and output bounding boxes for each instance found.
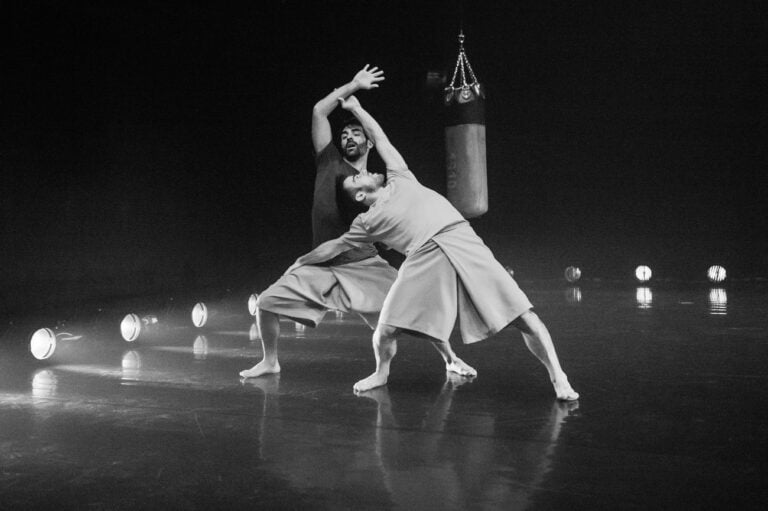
[1,282,766,509]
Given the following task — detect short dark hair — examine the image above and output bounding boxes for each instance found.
[335,173,368,222]
[339,117,368,140]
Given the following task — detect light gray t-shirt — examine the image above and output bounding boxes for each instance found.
[341,167,466,256]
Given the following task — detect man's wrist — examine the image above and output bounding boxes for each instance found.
[349,79,361,92]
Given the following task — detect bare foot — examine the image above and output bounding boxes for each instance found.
[553,376,579,401]
[353,372,388,393]
[239,360,280,379]
[446,357,477,377]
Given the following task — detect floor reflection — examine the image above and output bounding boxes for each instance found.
[358,376,579,509]
[708,288,727,315]
[565,286,583,305]
[245,372,579,509]
[636,287,653,309]
[31,368,59,399]
[1,281,764,508]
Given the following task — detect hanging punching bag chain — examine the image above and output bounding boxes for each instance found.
[446,30,483,104]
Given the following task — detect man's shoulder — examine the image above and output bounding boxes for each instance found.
[315,142,342,167]
[387,167,415,180]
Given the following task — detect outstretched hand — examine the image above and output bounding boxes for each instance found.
[353,64,384,90]
[338,95,361,111]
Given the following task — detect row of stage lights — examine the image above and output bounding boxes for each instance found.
[28,264,730,362]
[559,265,727,284]
[500,264,727,284]
[29,292,265,361]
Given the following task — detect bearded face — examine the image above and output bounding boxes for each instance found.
[340,125,371,162]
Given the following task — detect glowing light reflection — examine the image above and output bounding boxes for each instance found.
[708,288,727,315]
[121,350,142,380]
[31,369,58,398]
[565,287,582,305]
[193,335,209,359]
[636,287,653,309]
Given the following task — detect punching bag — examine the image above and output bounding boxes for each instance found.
[445,31,487,218]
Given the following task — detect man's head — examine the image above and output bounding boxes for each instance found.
[339,118,373,163]
[340,170,386,207]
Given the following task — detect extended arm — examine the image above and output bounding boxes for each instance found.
[338,96,408,171]
[311,65,385,154]
[284,238,353,275]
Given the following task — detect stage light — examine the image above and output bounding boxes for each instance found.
[708,288,727,315]
[190,299,250,329]
[30,328,58,360]
[565,287,582,304]
[29,328,92,361]
[707,265,726,283]
[120,314,159,342]
[29,312,125,362]
[636,287,653,309]
[564,266,581,283]
[248,293,260,316]
[294,322,307,338]
[191,302,209,328]
[635,265,652,282]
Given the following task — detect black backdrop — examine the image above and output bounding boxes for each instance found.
[2,0,766,314]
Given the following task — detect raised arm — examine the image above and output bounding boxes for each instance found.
[311,65,385,154]
[338,95,408,171]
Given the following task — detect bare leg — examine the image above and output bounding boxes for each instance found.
[353,324,400,392]
[361,310,472,375]
[512,310,579,401]
[240,309,281,378]
[430,340,477,377]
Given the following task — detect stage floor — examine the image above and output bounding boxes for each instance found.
[1,282,766,509]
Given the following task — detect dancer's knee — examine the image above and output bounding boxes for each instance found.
[512,309,542,335]
[257,306,279,324]
[375,323,400,340]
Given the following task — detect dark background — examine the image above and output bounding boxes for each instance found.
[2,0,766,314]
